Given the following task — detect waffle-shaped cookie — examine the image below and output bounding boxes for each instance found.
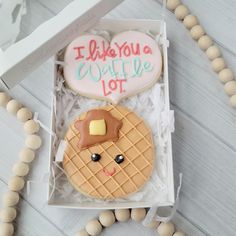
[63,105,154,199]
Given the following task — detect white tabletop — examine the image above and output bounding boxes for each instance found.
[0,0,236,235]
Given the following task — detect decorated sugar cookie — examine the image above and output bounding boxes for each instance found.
[64,31,162,104]
[63,105,154,199]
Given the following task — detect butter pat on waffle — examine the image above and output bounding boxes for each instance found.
[63,105,155,199]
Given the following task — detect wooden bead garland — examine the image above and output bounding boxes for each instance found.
[183,15,198,29]
[167,0,236,108]
[206,45,221,60]
[24,120,40,134]
[0,93,41,236]
[0,223,14,236]
[157,222,175,236]
[174,5,189,20]
[8,176,25,192]
[25,135,42,150]
[0,208,17,223]
[166,0,181,11]
[85,219,102,236]
[17,107,32,122]
[131,208,146,222]
[0,93,10,107]
[6,100,22,115]
[211,57,226,73]
[198,35,213,51]
[2,192,19,207]
[114,209,130,222]
[19,148,35,163]
[218,68,234,83]
[224,81,236,96]
[99,210,115,227]
[12,162,30,177]
[190,25,205,40]
[76,209,186,236]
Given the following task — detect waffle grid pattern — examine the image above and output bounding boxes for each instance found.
[63,105,154,199]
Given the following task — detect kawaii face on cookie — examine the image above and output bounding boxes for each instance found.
[63,106,154,199]
[90,153,125,176]
[73,109,125,178]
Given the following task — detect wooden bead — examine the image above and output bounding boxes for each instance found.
[8,176,25,192]
[211,58,226,73]
[190,25,205,40]
[183,15,198,29]
[131,208,146,222]
[6,100,22,115]
[99,210,115,227]
[2,191,19,207]
[146,220,160,229]
[166,0,181,10]
[24,120,40,134]
[12,162,29,177]
[173,232,186,236]
[224,81,236,96]
[25,135,42,150]
[230,94,236,108]
[0,208,16,223]
[19,148,35,163]
[219,68,234,83]
[114,209,130,222]
[17,107,32,122]
[198,35,213,51]
[0,93,10,107]
[174,5,189,20]
[85,219,102,236]
[0,223,14,236]
[75,229,89,236]
[206,45,221,60]
[157,222,175,236]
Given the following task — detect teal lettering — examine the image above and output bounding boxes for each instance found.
[77,63,88,80]
[88,63,102,82]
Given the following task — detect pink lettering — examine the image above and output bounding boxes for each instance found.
[109,80,117,90]
[123,45,131,57]
[117,79,126,93]
[143,45,152,54]
[130,43,140,55]
[74,46,85,60]
[82,40,153,61]
[86,40,97,61]
[115,42,127,57]
[102,80,111,96]
[101,79,127,96]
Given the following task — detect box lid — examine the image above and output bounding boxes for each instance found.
[0,0,123,89]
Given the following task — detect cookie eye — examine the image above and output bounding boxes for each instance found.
[91,153,101,162]
[114,154,124,164]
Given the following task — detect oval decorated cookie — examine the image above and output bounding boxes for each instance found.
[63,31,162,104]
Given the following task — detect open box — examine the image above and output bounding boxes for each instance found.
[49,18,175,209]
[0,0,174,209]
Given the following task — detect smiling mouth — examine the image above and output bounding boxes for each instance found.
[103,167,116,176]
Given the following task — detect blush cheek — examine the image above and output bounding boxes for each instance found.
[102,167,116,176]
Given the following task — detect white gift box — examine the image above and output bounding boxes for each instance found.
[0,0,26,50]
[0,0,175,209]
